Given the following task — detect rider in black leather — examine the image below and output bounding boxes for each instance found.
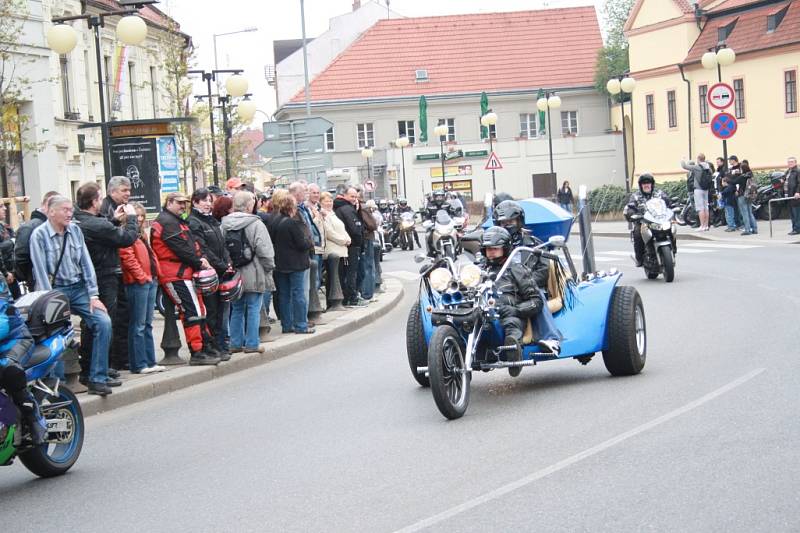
[624,173,672,267]
[492,200,550,288]
[480,227,543,365]
[394,198,420,247]
[424,190,451,221]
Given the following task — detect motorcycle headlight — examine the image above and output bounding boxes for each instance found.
[438,224,454,236]
[459,263,482,288]
[401,221,413,229]
[661,222,672,231]
[429,267,453,292]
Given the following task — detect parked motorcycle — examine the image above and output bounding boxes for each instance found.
[753,171,787,220]
[630,198,678,282]
[424,209,458,260]
[673,194,698,227]
[0,290,84,478]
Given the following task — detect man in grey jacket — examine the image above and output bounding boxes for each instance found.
[681,153,713,231]
[220,191,275,353]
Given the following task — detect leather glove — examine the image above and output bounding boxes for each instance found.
[497,305,517,320]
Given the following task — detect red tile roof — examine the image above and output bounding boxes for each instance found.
[707,0,771,13]
[288,7,602,105]
[672,0,696,13]
[684,0,799,63]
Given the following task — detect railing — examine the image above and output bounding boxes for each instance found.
[768,197,795,238]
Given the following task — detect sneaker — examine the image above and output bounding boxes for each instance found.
[243,346,265,353]
[139,366,160,374]
[741,231,752,236]
[789,230,800,235]
[294,328,316,334]
[189,352,221,366]
[217,350,232,362]
[87,381,112,396]
[537,339,561,355]
[230,346,244,353]
[693,226,705,232]
[724,228,736,232]
[105,377,122,387]
[108,368,121,378]
[150,365,167,372]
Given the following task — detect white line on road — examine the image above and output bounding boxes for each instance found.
[683,243,763,249]
[394,367,765,533]
[385,271,421,281]
[673,248,713,254]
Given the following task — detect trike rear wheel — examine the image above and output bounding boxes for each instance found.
[602,286,646,376]
[406,302,430,387]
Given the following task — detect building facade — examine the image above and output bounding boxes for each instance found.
[4,0,188,210]
[625,0,800,181]
[272,7,625,208]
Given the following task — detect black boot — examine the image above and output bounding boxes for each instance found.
[504,336,523,378]
[17,393,47,445]
[189,350,221,366]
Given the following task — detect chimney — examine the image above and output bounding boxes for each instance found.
[353,0,361,11]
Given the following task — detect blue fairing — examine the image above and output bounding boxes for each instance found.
[24,329,72,382]
[419,287,441,343]
[483,198,573,243]
[522,273,621,360]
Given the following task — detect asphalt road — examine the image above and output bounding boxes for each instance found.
[1,235,798,532]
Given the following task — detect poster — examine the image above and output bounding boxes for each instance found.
[157,136,180,196]
[430,164,473,179]
[109,137,161,216]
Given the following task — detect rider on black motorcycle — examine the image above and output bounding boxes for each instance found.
[624,173,672,267]
[424,190,453,221]
[394,197,420,248]
[377,199,392,218]
[480,227,543,366]
[0,292,46,444]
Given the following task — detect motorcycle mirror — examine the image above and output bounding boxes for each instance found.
[474,252,483,264]
[413,253,427,264]
[547,235,566,248]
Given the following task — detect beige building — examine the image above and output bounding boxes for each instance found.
[624,0,800,182]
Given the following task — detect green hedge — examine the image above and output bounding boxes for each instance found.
[587,184,628,214]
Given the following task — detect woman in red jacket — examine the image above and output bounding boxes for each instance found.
[119,203,164,374]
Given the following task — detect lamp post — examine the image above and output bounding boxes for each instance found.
[361,146,374,194]
[607,75,637,193]
[47,5,154,181]
[210,93,255,182]
[189,69,248,186]
[433,123,449,189]
[536,92,562,177]
[480,110,498,194]
[702,44,736,162]
[213,27,257,89]
[395,136,409,198]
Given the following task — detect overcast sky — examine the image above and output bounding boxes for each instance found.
[163,0,605,118]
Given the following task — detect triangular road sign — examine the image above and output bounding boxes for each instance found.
[485,151,503,170]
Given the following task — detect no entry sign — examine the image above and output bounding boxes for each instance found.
[711,112,737,140]
[708,82,734,110]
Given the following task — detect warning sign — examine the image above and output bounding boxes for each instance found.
[485,151,503,171]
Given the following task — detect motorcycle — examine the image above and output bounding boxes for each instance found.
[630,198,678,282]
[673,193,698,227]
[1,290,84,478]
[377,222,392,260]
[753,171,787,220]
[423,209,458,260]
[396,211,416,251]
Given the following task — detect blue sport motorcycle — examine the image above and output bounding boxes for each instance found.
[0,291,85,477]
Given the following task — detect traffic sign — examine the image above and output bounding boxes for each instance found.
[710,112,737,140]
[708,82,734,110]
[364,180,375,192]
[485,151,503,171]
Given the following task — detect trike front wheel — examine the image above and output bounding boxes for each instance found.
[428,325,470,420]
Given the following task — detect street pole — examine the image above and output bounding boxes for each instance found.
[621,98,630,194]
[91,18,111,181]
[439,138,446,189]
[300,0,311,116]
[717,61,728,163]
[220,97,232,181]
[400,144,407,198]
[547,105,554,176]
[204,73,219,186]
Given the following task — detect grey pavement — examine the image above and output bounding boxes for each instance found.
[1,242,798,532]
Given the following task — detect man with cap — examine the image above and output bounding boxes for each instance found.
[226,178,248,194]
[151,193,220,366]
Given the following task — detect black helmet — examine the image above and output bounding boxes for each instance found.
[638,173,655,194]
[493,200,525,225]
[397,197,408,206]
[480,226,512,265]
[378,199,388,208]
[493,192,514,207]
[432,190,446,203]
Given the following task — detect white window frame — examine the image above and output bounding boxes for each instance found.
[438,118,456,142]
[519,113,537,137]
[397,120,415,144]
[357,122,374,148]
[325,126,335,151]
[560,111,578,136]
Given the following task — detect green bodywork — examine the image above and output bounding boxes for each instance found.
[0,424,17,465]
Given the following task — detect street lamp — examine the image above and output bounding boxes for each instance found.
[189,68,248,186]
[607,75,636,193]
[480,110,498,194]
[537,92,561,178]
[433,123,449,189]
[47,4,153,181]
[213,27,258,77]
[395,136,409,198]
[702,44,736,162]
[236,99,257,124]
[361,146,374,185]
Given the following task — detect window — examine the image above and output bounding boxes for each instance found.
[325,127,335,151]
[698,85,709,124]
[768,6,789,32]
[733,78,745,119]
[357,122,374,148]
[646,94,655,130]
[785,70,797,114]
[397,120,415,144]
[59,55,73,119]
[128,62,137,119]
[103,55,112,116]
[667,90,677,128]
[437,118,456,142]
[560,111,578,135]
[415,69,428,82]
[150,66,158,118]
[519,113,538,137]
[84,50,93,120]
[717,21,736,42]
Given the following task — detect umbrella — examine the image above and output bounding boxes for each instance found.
[537,88,546,136]
[480,91,489,139]
[419,95,428,143]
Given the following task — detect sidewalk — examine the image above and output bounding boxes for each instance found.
[573,218,800,245]
[76,279,404,417]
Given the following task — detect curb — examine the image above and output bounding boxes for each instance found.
[77,279,405,417]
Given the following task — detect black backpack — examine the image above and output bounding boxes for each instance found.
[225,227,254,268]
[13,218,44,284]
[698,165,713,191]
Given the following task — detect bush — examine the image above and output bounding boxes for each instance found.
[754,169,782,187]
[587,184,628,214]
[658,180,689,201]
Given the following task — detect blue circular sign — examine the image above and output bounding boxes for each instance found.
[711,112,737,140]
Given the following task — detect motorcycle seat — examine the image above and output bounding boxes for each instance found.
[21,344,52,369]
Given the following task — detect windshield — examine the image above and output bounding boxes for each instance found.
[401,212,414,221]
[435,209,452,225]
[644,198,671,222]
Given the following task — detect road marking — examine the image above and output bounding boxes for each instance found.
[673,248,713,254]
[602,251,639,256]
[394,368,765,533]
[683,243,763,249]
[384,270,421,281]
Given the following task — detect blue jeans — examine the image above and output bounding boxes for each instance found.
[560,203,571,213]
[737,196,758,233]
[126,280,157,372]
[534,289,563,342]
[230,292,264,349]
[56,282,111,384]
[262,290,273,319]
[358,240,376,300]
[275,270,310,332]
[724,205,737,229]
[791,204,800,232]
[314,254,323,291]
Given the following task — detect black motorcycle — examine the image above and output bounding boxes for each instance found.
[753,172,787,220]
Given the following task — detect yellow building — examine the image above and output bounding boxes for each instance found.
[623,0,800,182]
